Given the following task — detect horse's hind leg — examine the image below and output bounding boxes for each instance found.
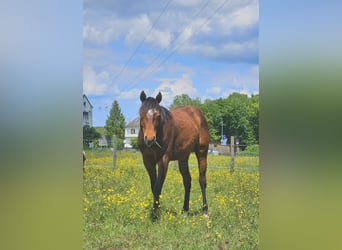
[196,148,208,215]
[178,158,191,213]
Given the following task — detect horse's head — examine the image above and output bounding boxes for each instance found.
[139,91,163,147]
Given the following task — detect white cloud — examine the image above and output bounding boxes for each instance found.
[83,18,127,45]
[173,0,203,7]
[83,0,259,126]
[148,29,172,49]
[83,65,109,95]
[176,26,193,46]
[125,14,172,49]
[202,63,259,98]
[84,0,258,62]
[84,12,172,49]
[230,2,259,28]
[154,74,197,104]
[125,14,150,46]
[206,86,222,95]
[172,0,258,62]
[117,88,142,100]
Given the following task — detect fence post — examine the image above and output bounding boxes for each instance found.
[230,136,235,173]
[112,135,117,169]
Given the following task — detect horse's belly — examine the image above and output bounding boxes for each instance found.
[169,141,196,160]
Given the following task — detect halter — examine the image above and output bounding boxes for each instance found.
[155,140,162,149]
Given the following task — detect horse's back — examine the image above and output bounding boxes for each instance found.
[170,106,209,153]
[171,105,208,128]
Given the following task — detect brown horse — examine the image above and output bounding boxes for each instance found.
[138,91,209,219]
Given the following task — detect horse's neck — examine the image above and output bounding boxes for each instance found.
[157,116,174,145]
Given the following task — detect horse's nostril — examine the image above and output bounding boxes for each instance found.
[144,135,155,141]
[144,136,156,147]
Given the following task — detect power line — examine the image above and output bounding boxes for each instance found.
[155,0,229,69]
[125,0,229,89]
[125,0,211,88]
[111,0,174,84]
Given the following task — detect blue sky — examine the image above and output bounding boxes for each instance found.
[83,0,259,126]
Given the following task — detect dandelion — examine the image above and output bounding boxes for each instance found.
[215,231,222,239]
[206,219,212,229]
[83,150,259,249]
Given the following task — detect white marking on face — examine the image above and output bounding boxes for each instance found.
[147,108,156,118]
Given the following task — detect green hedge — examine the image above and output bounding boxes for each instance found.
[239,144,259,156]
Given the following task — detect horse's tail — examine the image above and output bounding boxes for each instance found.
[198,110,210,150]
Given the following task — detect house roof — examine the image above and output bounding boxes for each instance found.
[83,94,93,108]
[126,117,140,128]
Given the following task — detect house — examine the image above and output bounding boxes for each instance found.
[98,135,111,148]
[124,117,140,148]
[83,94,93,127]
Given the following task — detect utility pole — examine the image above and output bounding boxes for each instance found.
[112,134,117,169]
[221,117,224,145]
[230,136,235,173]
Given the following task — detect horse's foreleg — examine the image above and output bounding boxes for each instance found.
[153,157,169,210]
[143,159,157,202]
[179,159,191,213]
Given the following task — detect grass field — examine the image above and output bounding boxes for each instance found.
[83,150,259,249]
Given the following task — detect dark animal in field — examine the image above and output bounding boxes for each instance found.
[138,91,209,219]
[83,151,86,168]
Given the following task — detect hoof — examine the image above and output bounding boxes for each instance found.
[181,211,188,217]
[203,213,209,219]
[151,208,161,222]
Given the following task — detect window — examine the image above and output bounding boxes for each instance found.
[130,129,135,134]
[83,102,86,107]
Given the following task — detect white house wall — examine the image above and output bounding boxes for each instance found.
[83,95,93,127]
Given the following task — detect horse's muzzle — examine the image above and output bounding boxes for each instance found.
[144,136,156,147]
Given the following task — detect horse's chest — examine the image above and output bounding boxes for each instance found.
[140,147,164,161]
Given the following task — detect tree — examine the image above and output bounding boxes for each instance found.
[201,93,259,146]
[165,92,259,146]
[169,94,201,109]
[223,93,258,146]
[83,125,101,148]
[130,138,138,149]
[105,100,126,140]
[249,94,259,143]
[201,98,225,141]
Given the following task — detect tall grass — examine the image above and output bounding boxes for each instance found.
[83,150,259,249]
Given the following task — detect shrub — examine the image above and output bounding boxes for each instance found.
[239,144,259,156]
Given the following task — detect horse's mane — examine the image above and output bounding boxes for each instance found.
[159,106,172,123]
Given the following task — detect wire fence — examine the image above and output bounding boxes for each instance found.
[83,149,259,174]
[83,141,257,156]
[83,135,258,173]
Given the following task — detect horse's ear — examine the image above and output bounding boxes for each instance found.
[140,91,146,103]
[156,92,162,103]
